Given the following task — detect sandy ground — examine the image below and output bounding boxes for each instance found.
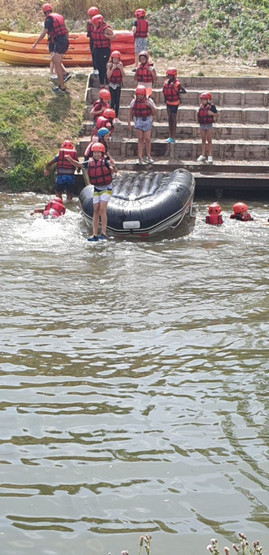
[0,56,268,78]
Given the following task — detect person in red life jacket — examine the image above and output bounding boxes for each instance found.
[128,85,157,165]
[106,50,125,122]
[44,141,79,201]
[90,88,111,122]
[134,51,157,97]
[91,14,115,88]
[65,142,117,241]
[162,67,187,143]
[205,203,224,225]
[92,108,116,140]
[197,92,219,164]
[86,6,99,73]
[132,9,149,69]
[31,197,66,219]
[230,202,254,221]
[32,4,69,94]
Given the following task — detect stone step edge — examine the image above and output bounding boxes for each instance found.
[81,120,269,129]
[77,136,269,146]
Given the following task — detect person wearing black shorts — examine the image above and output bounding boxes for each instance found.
[32,3,69,94]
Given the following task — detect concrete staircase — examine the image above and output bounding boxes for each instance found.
[77,73,269,193]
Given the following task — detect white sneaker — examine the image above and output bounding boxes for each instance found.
[197,155,206,162]
[144,156,154,164]
[92,69,99,75]
[208,156,213,163]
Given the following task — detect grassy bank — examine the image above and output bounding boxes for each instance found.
[0,71,86,192]
[0,0,268,192]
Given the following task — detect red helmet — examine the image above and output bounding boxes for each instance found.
[200,92,212,101]
[233,202,248,214]
[111,50,121,60]
[135,85,147,96]
[135,8,146,18]
[87,6,99,17]
[42,3,52,13]
[61,140,74,149]
[139,50,149,61]
[166,67,177,77]
[92,14,103,25]
[103,108,116,119]
[91,142,105,153]
[99,88,111,100]
[208,203,221,215]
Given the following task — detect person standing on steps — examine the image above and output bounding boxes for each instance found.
[132,9,149,70]
[86,6,99,74]
[134,51,157,98]
[90,88,111,123]
[197,92,219,164]
[128,85,157,165]
[106,50,125,123]
[65,142,117,241]
[162,67,187,143]
[32,3,70,94]
[91,14,115,88]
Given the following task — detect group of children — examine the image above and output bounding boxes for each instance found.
[205,202,254,225]
[31,5,265,237]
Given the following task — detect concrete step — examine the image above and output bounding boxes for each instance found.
[84,103,269,125]
[87,72,269,91]
[77,136,269,161]
[86,87,269,108]
[108,159,269,178]
[81,120,269,141]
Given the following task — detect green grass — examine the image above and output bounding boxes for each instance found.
[0,73,86,192]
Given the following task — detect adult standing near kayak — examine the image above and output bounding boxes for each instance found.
[91,14,115,88]
[32,3,69,94]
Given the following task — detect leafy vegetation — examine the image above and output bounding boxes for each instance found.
[0,73,86,192]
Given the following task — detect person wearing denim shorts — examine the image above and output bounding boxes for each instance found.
[128,85,157,165]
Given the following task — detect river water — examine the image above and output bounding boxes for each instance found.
[0,192,268,555]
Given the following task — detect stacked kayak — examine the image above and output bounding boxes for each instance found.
[0,30,134,67]
[80,169,196,239]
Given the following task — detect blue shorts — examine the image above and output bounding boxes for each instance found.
[56,174,75,194]
[200,123,213,130]
[166,104,179,114]
[133,116,152,132]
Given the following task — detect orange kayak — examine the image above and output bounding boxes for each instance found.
[0,30,134,66]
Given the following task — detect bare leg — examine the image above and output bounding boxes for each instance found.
[92,203,100,236]
[136,129,144,159]
[206,128,213,156]
[200,129,207,157]
[51,52,65,89]
[144,130,152,157]
[99,201,108,235]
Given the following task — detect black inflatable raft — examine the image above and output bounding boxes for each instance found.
[79,168,195,238]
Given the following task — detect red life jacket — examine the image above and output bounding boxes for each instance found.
[230,213,253,221]
[43,199,66,218]
[206,214,223,225]
[57,148,78,174]
[109,67,123,85]
[163,78,181,104]
[135,63,154,84]
[197,103,214,124]
[93,116,114,136]
[91,23,111,49]
[87,20,94,38]
[134,19,148,38]
[92,99,110,120]
[46,13,67,40]
[87,157,112,186]
[132,98,152,118]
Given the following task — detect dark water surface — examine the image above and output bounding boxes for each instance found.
[0,193,268,555]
